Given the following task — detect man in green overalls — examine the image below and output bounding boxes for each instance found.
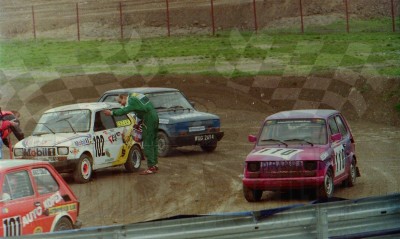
[104,93,159,175]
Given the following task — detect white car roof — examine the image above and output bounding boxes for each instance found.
[45,102,121,113]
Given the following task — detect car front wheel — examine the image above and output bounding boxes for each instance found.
[125,145,142,172]
[319,169,334,198]
[243,185,263,202]
[73,154,92,184]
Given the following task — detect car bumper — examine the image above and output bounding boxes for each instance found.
[242,176,325,191]
[169,132,224,146]
[49,159,79,173]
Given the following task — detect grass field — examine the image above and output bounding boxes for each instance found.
[0,28,399,82]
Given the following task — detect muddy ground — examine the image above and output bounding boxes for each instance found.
[6,74,395,228]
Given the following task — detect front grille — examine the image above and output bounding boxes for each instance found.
[260,161,316,178]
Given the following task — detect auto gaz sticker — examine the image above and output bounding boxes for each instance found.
[253,148,303,160]
[48,203,77,216]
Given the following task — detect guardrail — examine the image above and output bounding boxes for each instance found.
[25,193,400,239]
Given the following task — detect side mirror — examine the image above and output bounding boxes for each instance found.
[248,135,257,143]
[0,193,11,203]
[330,133,342,142]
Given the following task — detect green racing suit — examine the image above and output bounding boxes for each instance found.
[112,93,159,167]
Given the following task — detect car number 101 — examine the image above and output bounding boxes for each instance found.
[195,134,214,142]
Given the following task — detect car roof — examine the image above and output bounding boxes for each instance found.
[266,109,339,121]
[102,87,179,95]
[0,159,48,171]
[45,102,121,113]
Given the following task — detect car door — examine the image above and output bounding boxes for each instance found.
[327,116,347,182]
[1,170,37,236]
[92,111,122,166]
[334,114,353,179]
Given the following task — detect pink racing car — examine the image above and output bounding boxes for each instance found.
[243,110,360,202]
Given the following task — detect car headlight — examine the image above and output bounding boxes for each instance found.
[57,147,69,155]
[14,148,23,157]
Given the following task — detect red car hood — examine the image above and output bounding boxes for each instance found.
[246,146,328,162]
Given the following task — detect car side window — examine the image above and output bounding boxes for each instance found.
[102,94,118,103]
[335,115,348,137]
[31,168,59,195]
[94,111,116,131]
[2,171,34,200]
[328,117,340,135]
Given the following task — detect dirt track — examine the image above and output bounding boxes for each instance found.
[51,77,400,227]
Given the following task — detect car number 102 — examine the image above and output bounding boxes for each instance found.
[93,135,106,157]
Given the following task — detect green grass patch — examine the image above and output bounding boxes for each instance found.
[0,30,399,81]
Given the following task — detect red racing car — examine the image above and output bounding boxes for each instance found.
[0,160,81,237]
[243,109,360,202]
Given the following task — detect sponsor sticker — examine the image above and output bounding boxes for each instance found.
[48,203,77,216]
[116,119,131,127]
[253,148,303,160]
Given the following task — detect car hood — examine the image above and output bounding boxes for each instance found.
[245,146,329,162]
[158,110,220,124]
[15,133,92,148]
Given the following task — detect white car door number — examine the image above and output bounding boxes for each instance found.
[334,144,345,176]
[93,135,106,157]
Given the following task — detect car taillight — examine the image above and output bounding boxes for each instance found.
[247,162,260,172]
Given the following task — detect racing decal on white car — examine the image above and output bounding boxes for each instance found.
[3,216,22,237]
[334,144,345,176]
[253,148,303,160]
[93,135,106,157]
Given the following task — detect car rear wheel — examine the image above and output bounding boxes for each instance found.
[125,145,142,173]
[73,154,92,184]
[54,217,73,231]
[243,185,263,202]
[200,140,217,153]
[157,131,171,157]
[319,169,334,198]
[344,160,356,187]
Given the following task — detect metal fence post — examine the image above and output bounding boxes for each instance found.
[253,0,258,33]
[210,0,215,35]
[299,0,304,33]
[119,2,124,39]
[316,208,329,239]
[76,3,80,41]
[166,0,170,37]
[344,0,350,33]
[31,6,37,39]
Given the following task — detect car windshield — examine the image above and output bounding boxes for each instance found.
[33,109,91,135]
[146,91,194,111]
[258,119,327,146]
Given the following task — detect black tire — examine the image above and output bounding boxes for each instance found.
[73,154,92,184]
[54,217,73,231]
[344,160,357,187]
[157,131,171,157]
[243,185,263,202]
[319,169,334,199]
[200,140,218,153]
[125,144,142,173]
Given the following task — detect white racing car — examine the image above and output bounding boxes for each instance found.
[13,102,143,183]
